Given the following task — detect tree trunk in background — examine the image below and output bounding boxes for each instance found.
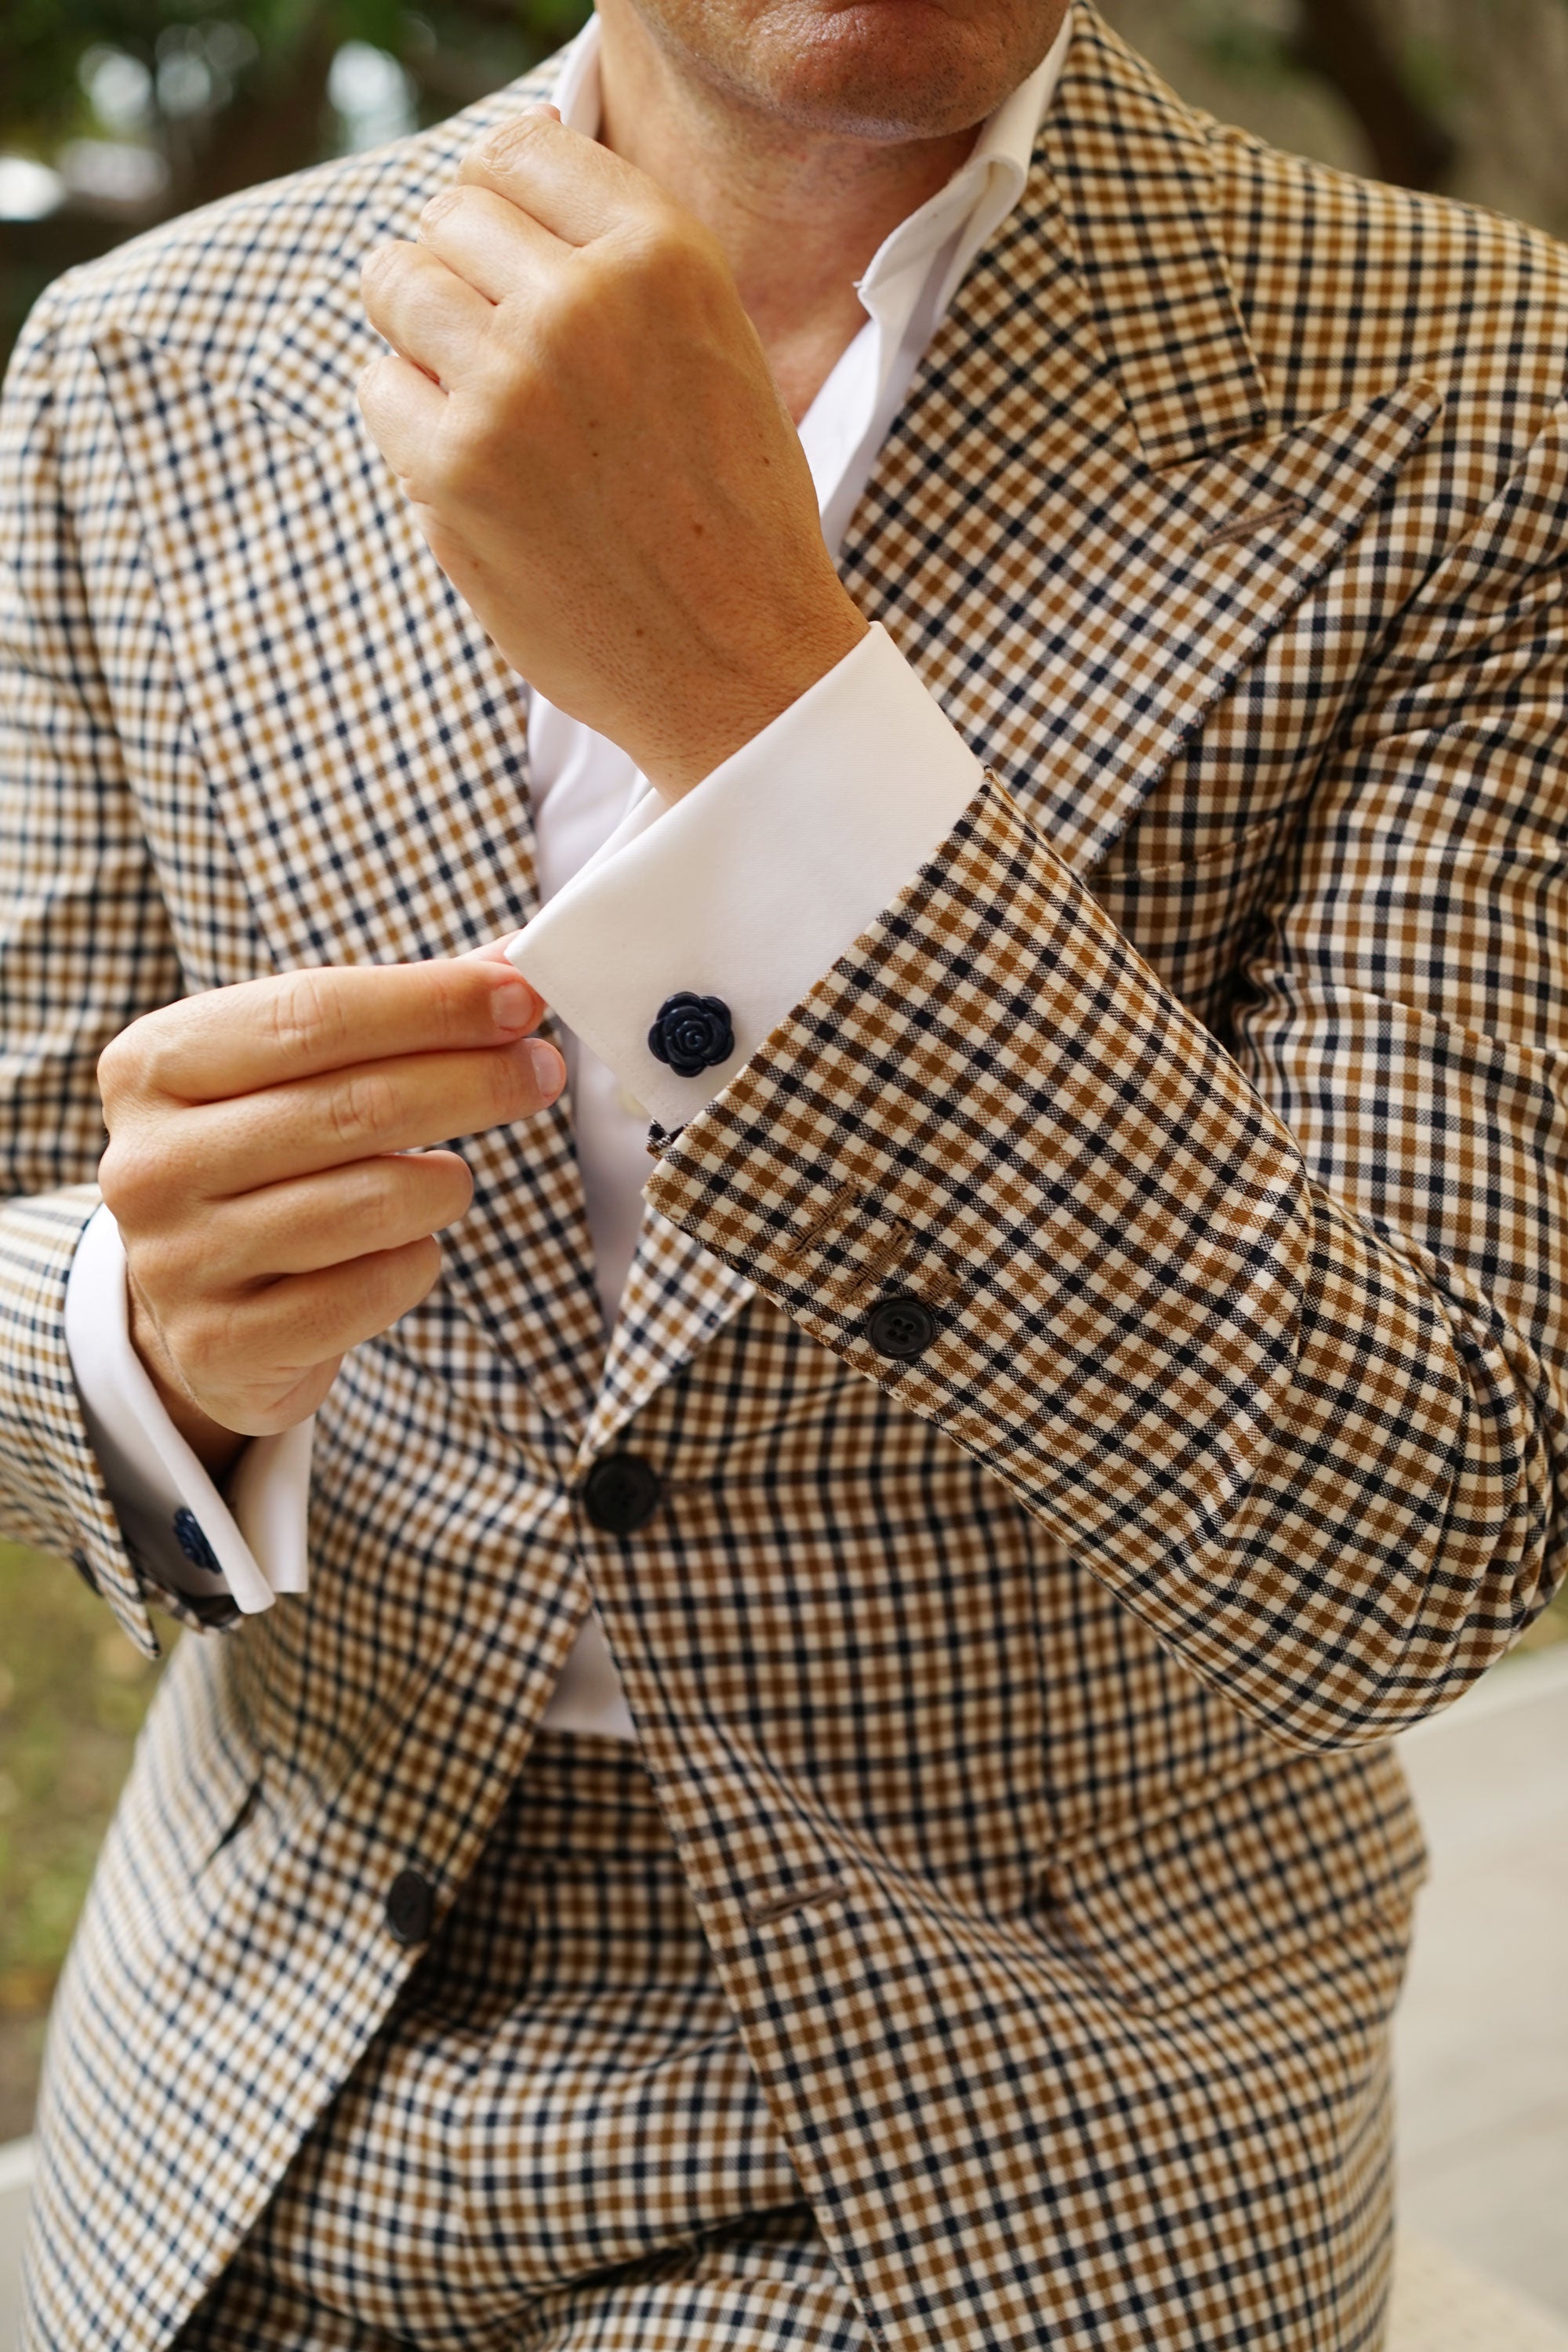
[1294,0,1455,187]
[169,27,340,216]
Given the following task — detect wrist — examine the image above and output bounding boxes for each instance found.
[127,1281,249,1482]
[640,594,869,799]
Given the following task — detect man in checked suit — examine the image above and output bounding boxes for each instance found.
[2,0,1566,2335]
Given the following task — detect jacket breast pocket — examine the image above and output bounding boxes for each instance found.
[1086,813,1294,1024]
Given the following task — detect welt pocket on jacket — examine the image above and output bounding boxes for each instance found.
[1090,813,1285,884]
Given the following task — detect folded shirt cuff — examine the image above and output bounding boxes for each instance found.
[63,1204,311,1615]
[506,622,987,1131]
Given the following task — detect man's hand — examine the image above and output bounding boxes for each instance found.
[357,110,867,797]
[96,956,564,1474]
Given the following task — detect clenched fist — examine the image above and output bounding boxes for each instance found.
[356,107,867,797]
[97,954,563,1472]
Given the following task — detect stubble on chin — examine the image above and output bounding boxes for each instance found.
[604,0,1069,147]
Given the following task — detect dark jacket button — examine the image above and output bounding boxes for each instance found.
[386,1868,435,1946]
[864,1294,938,1360]
[582,1453,663,1535]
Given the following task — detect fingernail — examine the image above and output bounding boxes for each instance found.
[490,980,535,1031]
[528,1040,564,1101]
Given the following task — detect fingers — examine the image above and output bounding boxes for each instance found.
[415,183,557,307]
[361,237,494,383]
[456,106,661,247]
[100,958,545,1111]
[106,1034,563,1214]
[198,1150,476,1285]
[98,955,565,1442]
[358,350,449,480]
[253,1238,446,1371]
[181,1238,446,1401]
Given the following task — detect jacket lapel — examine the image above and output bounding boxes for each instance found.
[581,1203,754,1464]
[839,5,1440,876]
[99,67,608,1426]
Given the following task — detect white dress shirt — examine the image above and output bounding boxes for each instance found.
[64,9,1071,1739]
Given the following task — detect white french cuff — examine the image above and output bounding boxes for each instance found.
[64,1204,310,1615]
[506,622,987,1131]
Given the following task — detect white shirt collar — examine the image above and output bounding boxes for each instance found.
[550,9,1069,321]
[546,12,1071,536]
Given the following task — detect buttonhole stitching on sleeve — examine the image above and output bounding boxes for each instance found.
[745,1874,848,1926]
[1203,494,1307,550]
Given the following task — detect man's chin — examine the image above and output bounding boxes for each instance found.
[670,0,1053,143]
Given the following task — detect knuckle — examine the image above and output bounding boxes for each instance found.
[436,1153,474,1222]
[633,212,712,286]
[361,241,405,299]
[469,113,543,176]
[419,186,465,234]
[344,1159,396,1225]
[269,969,346,1068]
[437,408,499,499]
[95,1027,132,1106]
[405,1152,472,1235]
[486,1044,532,1124]
[402,1233,444,1306]
[173,1306,230,1385]
[124,1229,185,1306]
[98,1132,162,1223]
[331,1067,399,1149]
[426,960,481,1047]
[100,1005,179,1107]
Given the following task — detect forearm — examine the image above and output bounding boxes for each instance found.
[633,775,1563,1748]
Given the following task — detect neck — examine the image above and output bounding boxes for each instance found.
[595,0,982,419]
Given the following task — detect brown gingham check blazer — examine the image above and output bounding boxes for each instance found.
[4,8,1567,2347]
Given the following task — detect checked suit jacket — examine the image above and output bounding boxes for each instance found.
[4,9,1568,2347]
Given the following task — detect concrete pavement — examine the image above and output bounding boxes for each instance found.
[1394,1641,1568,2320]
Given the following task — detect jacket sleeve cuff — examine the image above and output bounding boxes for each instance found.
[64,1205,311,1616]
[504,622,986,1131]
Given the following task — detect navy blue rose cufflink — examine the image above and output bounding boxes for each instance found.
[648,993,734,1076]
[172,1507,220,1573]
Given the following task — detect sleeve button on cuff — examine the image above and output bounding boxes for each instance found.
[386,1868,435,1946]
[864,1294,938,1360]
[648,993,734,1076]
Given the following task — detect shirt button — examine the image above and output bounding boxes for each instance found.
[864,1294,938,1360]
[386,1868,435,1946]
[582,1453,663,1535]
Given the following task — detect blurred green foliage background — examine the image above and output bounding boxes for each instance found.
[0,1544,165,2134]
[7,0,1568,370]
[3,0,1568,2142]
